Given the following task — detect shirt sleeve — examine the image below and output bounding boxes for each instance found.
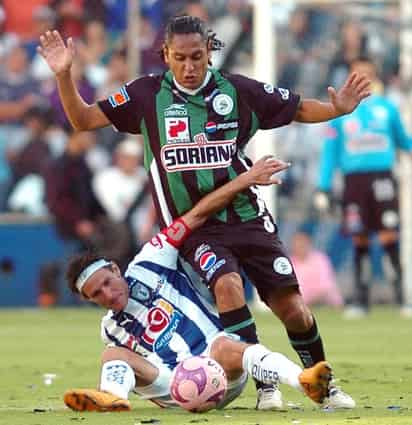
[97,77,150,134]
[228,74,301,129]
[389,102,412,152]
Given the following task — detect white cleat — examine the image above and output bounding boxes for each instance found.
[400,305,412,318]
[323,386,356,409]
[256,385,283,410]
[343,305,367,319]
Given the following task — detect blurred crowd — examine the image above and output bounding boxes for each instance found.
[0,0,407,307]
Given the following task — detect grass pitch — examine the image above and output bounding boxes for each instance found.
[0,307,411,425]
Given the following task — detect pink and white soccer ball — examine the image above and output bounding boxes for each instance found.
[170,356,228,412]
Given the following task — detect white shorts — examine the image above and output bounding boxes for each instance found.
[133,332,248,408]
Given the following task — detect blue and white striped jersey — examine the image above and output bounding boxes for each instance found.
[100,232,222,369]
[318,95,412,191]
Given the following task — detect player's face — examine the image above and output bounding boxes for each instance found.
[164,33,211,90]
[82,265,129,311]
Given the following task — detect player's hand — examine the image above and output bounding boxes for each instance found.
[37,30,75,76]
[244,155,290,186]
[328,72,371,115]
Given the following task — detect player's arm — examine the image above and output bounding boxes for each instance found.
[294,72,371,123]
[182,156,289,232]
[37,30,110,130]
[136,156,289,268]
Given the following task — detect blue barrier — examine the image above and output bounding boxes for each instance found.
[0,216,68,307]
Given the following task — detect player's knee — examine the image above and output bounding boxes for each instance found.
[210,337,243,380]
[213,273,244,303]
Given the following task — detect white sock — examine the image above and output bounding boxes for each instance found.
[100,360,136,400]
[242,344,303,391]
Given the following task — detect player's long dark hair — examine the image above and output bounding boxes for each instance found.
[159,15,224,64]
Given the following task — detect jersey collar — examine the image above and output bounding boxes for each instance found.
[172,70,212,96]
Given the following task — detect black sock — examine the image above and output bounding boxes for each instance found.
[287,317,325,368]
[219,305,259,344]
[382,241,403,305]
[354,244,369,308]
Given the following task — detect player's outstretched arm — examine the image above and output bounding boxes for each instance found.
[38,30,110,131]
[183,156,289,231]
[294,72,371,123]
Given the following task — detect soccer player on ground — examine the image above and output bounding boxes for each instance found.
[38,15,370,409]
[315,57,412,318]
[63,157,332,412]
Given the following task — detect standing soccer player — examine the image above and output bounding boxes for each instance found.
[38,15,370,409]
[315,57,412,317]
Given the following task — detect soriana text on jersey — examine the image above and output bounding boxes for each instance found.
[161,138,236,172]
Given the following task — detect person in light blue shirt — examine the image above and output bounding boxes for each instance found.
[316,57,412,316]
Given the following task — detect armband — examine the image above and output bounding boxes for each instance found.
[161,218,191,248]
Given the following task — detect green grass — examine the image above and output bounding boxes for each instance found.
[1,307,411,425]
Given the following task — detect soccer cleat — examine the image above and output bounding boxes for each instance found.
[256,383,283,410]
[298,361,332,404]
[63,389,131,412]
[323,385,356,409]
[343,305,368,319]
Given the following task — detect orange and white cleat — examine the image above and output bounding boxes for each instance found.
[298,361,332,404]
[64,389,131,412]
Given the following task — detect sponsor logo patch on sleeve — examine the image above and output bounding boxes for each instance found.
[108,86,130,108]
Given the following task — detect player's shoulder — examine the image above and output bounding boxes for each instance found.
[125,233,178,272]
[376,95,400,112]
[124,72,165,94]
[220,70,292,101]
[100,309,117,330]
[220,70,259,90]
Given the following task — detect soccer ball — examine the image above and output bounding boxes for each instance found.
[170,356,228,412]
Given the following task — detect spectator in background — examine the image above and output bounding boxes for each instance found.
[2,0,51,41]
[45,130,104,243]
[103,0,127,42]
[77,19,109,88]
[8,106,53,186]
[23,5,56,61]
[290,226,343,308]
[92,137,155,247]
[48,57,94,128]
[51,0,106,39]
[327,20,369,90]
[95,49,129,149]
[0,44,40,148]
[92,137,146,223]
[0,5,19,63]
[277,7,325,97]
[315,57,412,318]
[45,130,134,270]
[96,49,128,100]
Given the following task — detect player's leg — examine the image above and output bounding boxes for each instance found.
[349,234,370,316]
[239,216,355,409]
[64,346,159,412]
[379,230,403,305]
[209,335,331,405]
[373,173,403,307]
[180,228,280,410]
